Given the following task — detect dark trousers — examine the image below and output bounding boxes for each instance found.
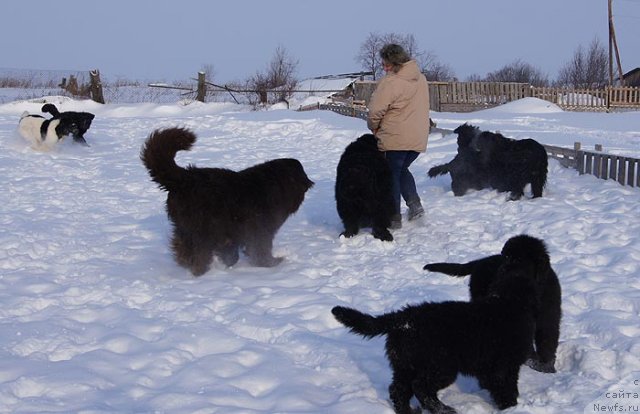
[385,150,420,214]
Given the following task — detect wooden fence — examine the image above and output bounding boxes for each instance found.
[531,86,640,111]
[427,82,640,112]
[429,82,531,112]
[544,143,639,187]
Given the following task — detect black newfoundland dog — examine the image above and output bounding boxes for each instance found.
[424,234,562,374]
[335,134,395,241]
[332,268,538,413]
[141,127,314,276]
[428,123,548,200]
[428,123,489,196]
[42,103,95,146]
[471,130,548,200]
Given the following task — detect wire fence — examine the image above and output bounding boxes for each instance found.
[0,68,203,104]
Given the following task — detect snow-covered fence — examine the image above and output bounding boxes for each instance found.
[545,143,640,187]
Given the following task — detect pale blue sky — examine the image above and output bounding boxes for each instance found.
[2,0,638,82]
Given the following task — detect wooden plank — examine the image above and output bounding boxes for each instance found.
[577,151,585,174]
[597,155,608,179]
[618,157,627,186]
[608,156,617,181]
[585,153,593,175]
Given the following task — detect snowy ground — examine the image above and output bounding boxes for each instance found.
[0,96,639,413]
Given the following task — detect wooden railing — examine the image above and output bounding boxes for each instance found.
[544,143,639,187]
[298,102,368,120]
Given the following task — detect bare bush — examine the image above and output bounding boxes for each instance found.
[556,38,608,88]
[484,59,549,86]
[422,52,456,82]
[246,45,298,107]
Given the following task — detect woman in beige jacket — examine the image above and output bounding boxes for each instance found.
[367,44,430,229]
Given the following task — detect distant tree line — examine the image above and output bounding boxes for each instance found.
[218,32,614,107]
[355,32,611,89]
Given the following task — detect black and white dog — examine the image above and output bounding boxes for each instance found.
[17,103,95,149]
[18,112,75,150]
[42,103,95,146]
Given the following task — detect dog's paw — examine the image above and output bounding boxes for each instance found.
[250,256,284,268]
[340,229,358,238]
[423,263,436,271]
[507,192,524,201]
[220,248,240,267]
[372,228,393,242]
[525,357,557,373]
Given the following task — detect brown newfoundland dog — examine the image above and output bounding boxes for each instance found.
[141,127,314,276]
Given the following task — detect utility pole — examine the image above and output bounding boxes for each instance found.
[608,0,625,86]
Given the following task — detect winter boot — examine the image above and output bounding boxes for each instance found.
[407,200,424,221]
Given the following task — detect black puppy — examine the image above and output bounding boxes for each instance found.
[335,134,395,241]
[428,123,489,196]
[332,270,537,413]
[42,103,95,146]
[424,234,561,373]
[141,127,314,276]
[470,130,548,200]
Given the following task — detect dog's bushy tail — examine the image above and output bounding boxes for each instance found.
[427,163,450,177]
[423,261,474,276]
[140,127,195,192]
[41,103,60,117]
[332,306,408,338]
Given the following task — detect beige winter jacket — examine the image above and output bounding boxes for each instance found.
[367,60,430,152]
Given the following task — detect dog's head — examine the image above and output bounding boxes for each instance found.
[469,131,499,152]
[60,112,95,145]
[453,123,480,149]
[52,117,82,140]
[499,234,551,282]
[75,112,95,135]
[355,133,378,148]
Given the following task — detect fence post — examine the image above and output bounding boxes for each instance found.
[575,142,585,174]
[89,69,105,104]
[593,145,604,179]
[196,71,206,102]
